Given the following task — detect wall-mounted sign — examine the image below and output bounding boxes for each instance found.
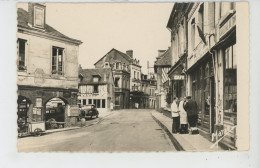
[219,14,236,38]
[173,75,185,80]
[36,108,42,115]
[36,98,42,107]
[68,105,79,117]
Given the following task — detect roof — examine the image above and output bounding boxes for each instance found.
[154,49,172,67]
[79,68,113,85]
[94,48,133,66]
[17,8,82,45]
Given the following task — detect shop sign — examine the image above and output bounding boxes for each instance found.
[36,108,41,115]
[68,105,79,117]
[36,98,42,107]
[173,75,185,80]
[219,14,236,38]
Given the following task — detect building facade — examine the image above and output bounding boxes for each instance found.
[166,2,238,149]
[78,68,115,113]
[17,3,82,128]
[94,48,131,109]
[140,74,157,109]
[154,49,172,111]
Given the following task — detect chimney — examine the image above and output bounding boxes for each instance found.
[126,50,133,58]
[158,50,166,57]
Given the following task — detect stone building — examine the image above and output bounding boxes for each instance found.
[17,3,82,128]
[78,68,115,113]
[165,2,240,149]
[94,48,131,109]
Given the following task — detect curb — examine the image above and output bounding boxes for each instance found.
[151,114,184,151]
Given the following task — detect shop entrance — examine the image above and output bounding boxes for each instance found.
[44,97,67,129]
[17,96,32,124]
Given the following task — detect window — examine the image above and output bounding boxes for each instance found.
[52,47,64,75]
[191,18,195,51]
[137,72,139,79]
[116,62,120,69]
[93,99,97,106]
[104,62,109,68]
[97,99,101,108]
[94,85,98,93]
[115,77,120,87]
[17,39,27,70]
[102,99,106,108]
[134,71,136,79]
[83,99,86,105]
[88,99,92,104]
[198,4,204,33]
[220,2,236,18]
[224,44,237,114]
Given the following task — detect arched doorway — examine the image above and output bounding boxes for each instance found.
[17,96,32,124]
[44,97,67,124]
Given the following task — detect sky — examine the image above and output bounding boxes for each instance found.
[18,3,173,74]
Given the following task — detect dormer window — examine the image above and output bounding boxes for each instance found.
[92,74,101,82]
[29,3,46,29]
[93,77,99,83]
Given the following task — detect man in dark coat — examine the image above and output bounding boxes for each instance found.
[184,96,198,128]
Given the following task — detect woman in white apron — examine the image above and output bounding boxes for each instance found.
[179,98,188,134]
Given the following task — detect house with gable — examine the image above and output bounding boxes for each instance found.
[94,48,132,109]
[78,68,115,113]
[17,3,82,128]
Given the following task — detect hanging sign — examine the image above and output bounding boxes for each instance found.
[173,75,185,80]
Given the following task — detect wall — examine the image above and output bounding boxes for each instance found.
[17,32,79,90]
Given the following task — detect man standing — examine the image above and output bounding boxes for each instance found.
[171,97,180,134]
[184,96,199,134]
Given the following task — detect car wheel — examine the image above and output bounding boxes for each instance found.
[96,115,99,118]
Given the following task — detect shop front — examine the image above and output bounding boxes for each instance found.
[212,13,237,149]
[168,55,187,101]
[187,55,216,134]
[17,86,79,129]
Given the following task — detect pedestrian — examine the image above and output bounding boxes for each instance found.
[184,96,199,134]
[171,97,180,134]
[110,102,114,111]
[179,97,188,134]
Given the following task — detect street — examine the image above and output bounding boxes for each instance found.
[17,109,176,152]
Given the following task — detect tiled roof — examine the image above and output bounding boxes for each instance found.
[79,68,113,85]
[17,8,82,45]
[154,49,172,66]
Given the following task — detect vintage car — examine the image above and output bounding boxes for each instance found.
[80,104,99,119]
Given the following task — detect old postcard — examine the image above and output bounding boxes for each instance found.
[16,2,249,152]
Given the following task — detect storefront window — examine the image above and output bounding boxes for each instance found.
[224,44,237,117]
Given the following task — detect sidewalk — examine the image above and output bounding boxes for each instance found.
[151,110,224,151]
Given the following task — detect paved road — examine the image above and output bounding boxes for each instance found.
[18,109,176,152]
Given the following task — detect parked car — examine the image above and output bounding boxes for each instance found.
[80,104,99,119]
